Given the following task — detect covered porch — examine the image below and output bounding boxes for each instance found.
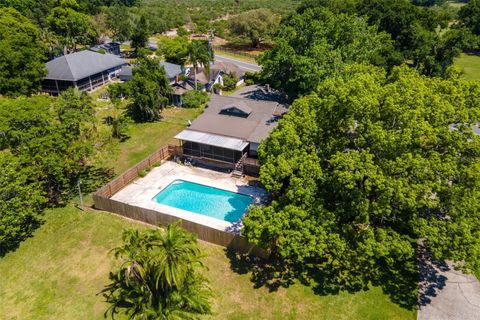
[175,130,248,165]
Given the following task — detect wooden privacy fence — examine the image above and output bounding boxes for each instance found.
[93,145,269,259]
[95,145,172,198]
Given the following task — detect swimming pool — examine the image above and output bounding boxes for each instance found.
[152,180,254,223]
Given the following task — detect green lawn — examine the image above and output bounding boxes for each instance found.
[89,86,203,174]
[113,107,203,173]
[0,206,417,320]
[446,1,466,10]
[454,53,480,81]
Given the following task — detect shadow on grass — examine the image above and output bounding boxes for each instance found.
[225,249,295,292]
[225,248,419,311]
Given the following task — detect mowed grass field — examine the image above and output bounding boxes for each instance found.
[455,53,480,81]
[0,207,417,320]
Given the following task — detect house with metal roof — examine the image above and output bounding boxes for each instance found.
[42,50,128,95]
[174,94,287,172]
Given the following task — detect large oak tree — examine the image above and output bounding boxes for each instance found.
[258,7,401,99]
[243,64,480,306]
[0,7,46,96]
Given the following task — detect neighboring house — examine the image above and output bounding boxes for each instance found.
[89,42,121,55]
[118,66,133,82]
[120,61,191,106]
[42,51,128,95]
[174,95,288,169]
[189,61,246,91]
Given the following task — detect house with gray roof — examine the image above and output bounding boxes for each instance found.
[189,61,246,92]
[42,50,128,95]
[119,61,189,83]
[119,61,191,106]
[174,95,287,171]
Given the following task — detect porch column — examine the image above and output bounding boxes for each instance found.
[55,80,60,95]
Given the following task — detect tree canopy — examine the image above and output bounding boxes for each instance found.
[102,223,211,319]
[243,64,480,306]
[123,57,172,122]
[0,7,46,96]
[131,15,149,52]
[106,4,133,42]
[229,8,280,47]
[0,90,112,254]
[459,0,480,36]
[0,152,46,256]
[47,0,97,52]
[158,36,190,65]
[258,7,400,99]
[297,0,473,77]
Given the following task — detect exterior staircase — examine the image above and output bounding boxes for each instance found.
[231,153,247,178]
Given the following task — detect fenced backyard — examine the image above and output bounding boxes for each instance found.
[93,145,268,258]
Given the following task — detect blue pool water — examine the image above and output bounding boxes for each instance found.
[152,180,254,222]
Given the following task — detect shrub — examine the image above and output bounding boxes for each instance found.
[182,90,209,108]
[177,26,189,37]
[222,72,239,91]
[245,71,261,85]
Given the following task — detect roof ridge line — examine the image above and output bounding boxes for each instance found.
[64,53,76,81]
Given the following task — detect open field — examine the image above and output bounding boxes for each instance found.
[0,206,417,320]
[455,53,480,81]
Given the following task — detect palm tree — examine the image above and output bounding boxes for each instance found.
[102,222,211,319]
[186,40,211,90]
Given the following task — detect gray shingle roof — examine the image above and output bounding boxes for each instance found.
[45,51,127,81]
[187,95,288,143]
[160,61,183,80]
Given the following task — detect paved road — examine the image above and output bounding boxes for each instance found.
[418,257,480,320]
[214,54,261,73]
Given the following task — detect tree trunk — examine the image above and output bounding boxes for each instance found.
[194,64,197,90]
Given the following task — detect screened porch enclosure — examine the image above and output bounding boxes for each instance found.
[175,130,249,164]
[181,141,246,163]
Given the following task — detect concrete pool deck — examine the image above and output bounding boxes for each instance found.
[111,161,268,233]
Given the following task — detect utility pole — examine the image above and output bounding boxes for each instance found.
[77,179,84,210]
[208,29,215,62]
